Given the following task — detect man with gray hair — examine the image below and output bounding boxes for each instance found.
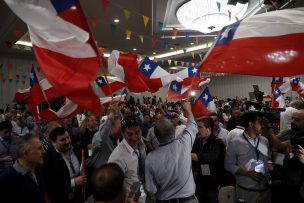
[0,134,48,203]
[145,101,198,202]
[91,105,122,169]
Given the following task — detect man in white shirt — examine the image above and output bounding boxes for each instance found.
[108,116,146,201]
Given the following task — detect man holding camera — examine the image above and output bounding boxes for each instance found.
[225,112,272,203]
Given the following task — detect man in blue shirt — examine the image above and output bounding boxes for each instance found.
[145,101,198,203]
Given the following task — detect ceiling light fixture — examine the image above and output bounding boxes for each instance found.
[172,36,176,39]
[133,48,137,51]
[114,19,119,23]
[170,47,174,50]
[153,52,156,55]
[176,0,248,33]
[190,42,194,45]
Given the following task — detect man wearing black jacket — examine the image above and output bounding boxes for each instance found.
[43,127,87,203]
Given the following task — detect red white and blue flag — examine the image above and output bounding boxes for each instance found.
[271,87,285,108]
[138,56,175,92]
[28,65,45,109]
[290,77,300,91]
[191,87,216,118]
[271,77,290,93]
[108,50,150,93]
[5,0,102,115]
[176,66,210,90]
[95,76,126,96]
[167,80,191,100]
[199,8,304,77]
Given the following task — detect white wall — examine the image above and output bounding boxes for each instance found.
[0,54,36,109]
[130,74,303,101]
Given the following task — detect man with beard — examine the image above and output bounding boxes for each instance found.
[276,109,304,202]
[43,127,87,203]
[0,121,19,174]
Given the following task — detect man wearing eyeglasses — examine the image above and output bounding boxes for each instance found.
[108,115,147,202]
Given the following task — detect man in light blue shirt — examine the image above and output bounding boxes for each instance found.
[145,102,198,203]
[225,112,272,203]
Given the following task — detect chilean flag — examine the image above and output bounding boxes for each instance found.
[138,57,175,92]
[271,87,285,108]
[167,80,191,100]
[271,77,290,93]
[28,65,45,109]
[14,78,62,104]
[5,0,102,115]
[191,87,216,118]
[296,81,304,97]
[290,77,300,91]
[199,8,304,77]
[38,98,82,121]
[108,50,150,93]
[95,76,126,96]
[176,66,210,90]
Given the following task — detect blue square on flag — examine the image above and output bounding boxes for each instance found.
[274,87,282,99]
[96,76,107,87]
[272,77,283,83]
[30,66,39,87]
[50,0,75,13]
[188,66,199,77]
[215,21,239,46]
[198,87,212,107]
[169,80,182,94]
[138,57,157,77]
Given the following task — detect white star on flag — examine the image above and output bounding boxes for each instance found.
[192,67,197,74]
[203,94,208,101]
[220,27,231,40]
[30,73,35,80]
[173,84,178,91]
[144,64,151,72]
[275,90,279,95]
[97,79,103,84]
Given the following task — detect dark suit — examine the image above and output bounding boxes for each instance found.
[43,146,79,203]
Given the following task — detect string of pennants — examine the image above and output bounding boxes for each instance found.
[0,63,43,85]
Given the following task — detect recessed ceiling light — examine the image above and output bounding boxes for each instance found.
[126,37,130,40]
[172,36,176,39]
[153,52,156,55]
[190,42,194,45]
[114,19,119,23]
[170,47,174,50]
[133,48,137,51]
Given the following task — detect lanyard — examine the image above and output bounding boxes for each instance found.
[242,133,260,160]
[0,140,10,155]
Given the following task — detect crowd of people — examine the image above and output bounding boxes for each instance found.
[0,95,304,203]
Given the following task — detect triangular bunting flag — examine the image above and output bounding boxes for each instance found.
[143,15,149,27]
[191,52,195,59]
[91,17,98,27]
[195,37,199,44]
[123,9,131,20]
[110,24,117,34]
[185,32,190,41]
[181,61,184,66]
[168,59,172,66]
[174,61,178,66]
[183,48,187,54]
[126,30,132,39]
[138,34,144,43]
[151,37,157,47]
[158,21,163,31]
[172,27,178,36]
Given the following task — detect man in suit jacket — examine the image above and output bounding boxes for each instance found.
[91,106,122,169]
[43,127,87,203]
